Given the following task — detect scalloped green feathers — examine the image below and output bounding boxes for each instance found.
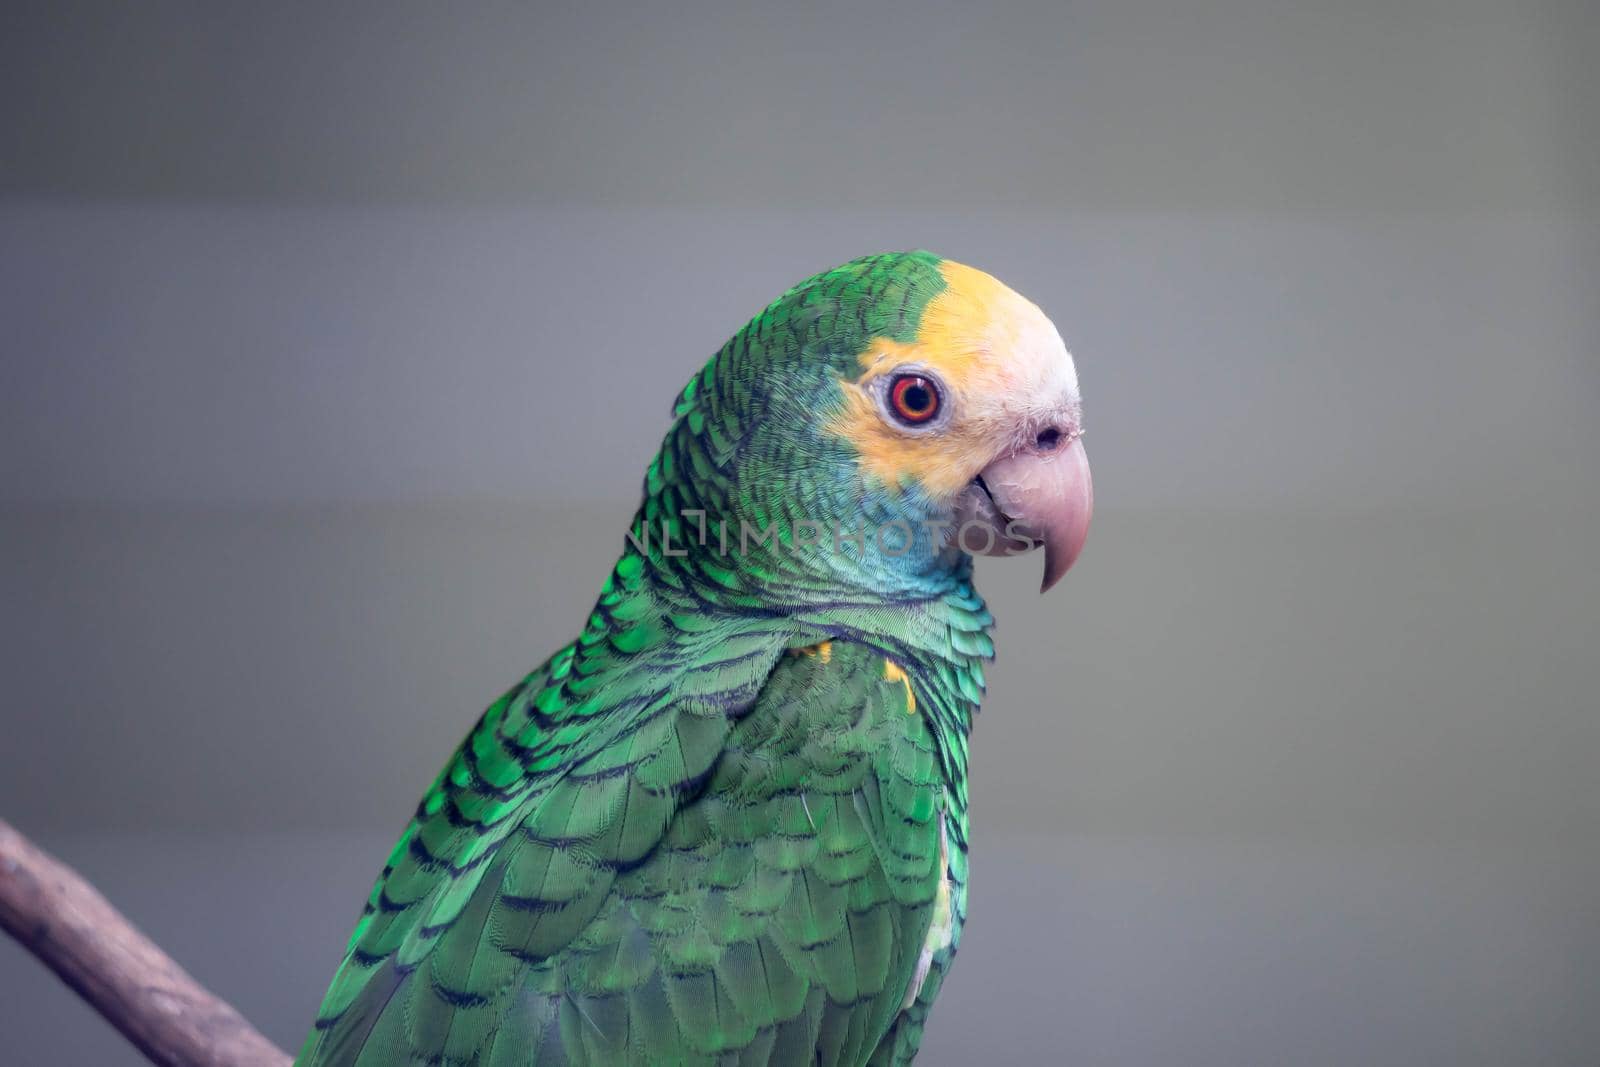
[298,254,993,1066]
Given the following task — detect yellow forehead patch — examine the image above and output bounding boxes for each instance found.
[826,259,1061,497]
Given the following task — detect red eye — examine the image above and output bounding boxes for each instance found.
[888,374,941,425]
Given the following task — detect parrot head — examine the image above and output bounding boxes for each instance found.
[655,250,1092,597]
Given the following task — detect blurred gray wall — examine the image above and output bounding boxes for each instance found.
[2,2,1597,1064]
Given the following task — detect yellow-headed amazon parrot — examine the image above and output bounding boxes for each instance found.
[298,251,1093,1066]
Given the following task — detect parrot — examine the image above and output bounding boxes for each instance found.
[297,251,1093,1066]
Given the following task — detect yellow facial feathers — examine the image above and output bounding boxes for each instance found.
[826,260,1071,497]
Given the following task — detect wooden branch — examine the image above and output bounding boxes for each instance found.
[0,818,292,1067]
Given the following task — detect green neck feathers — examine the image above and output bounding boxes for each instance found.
[567,251,996,792]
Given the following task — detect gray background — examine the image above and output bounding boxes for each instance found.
[2,1,1597,1064]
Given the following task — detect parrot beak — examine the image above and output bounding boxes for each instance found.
[950,433,1094,592]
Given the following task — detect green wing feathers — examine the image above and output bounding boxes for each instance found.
[299,638,954,1066]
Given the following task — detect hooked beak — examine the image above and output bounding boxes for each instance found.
[950,433,1094,592]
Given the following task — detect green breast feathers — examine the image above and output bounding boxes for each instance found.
[301,635,976,1067]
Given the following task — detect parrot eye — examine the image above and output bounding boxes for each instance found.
[887,374,941,426]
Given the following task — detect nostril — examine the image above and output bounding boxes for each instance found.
[1035,426,1063,452]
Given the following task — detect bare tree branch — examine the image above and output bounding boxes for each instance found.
[0,818,292,1067]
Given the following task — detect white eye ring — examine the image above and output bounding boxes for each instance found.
[870,366,952,432]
